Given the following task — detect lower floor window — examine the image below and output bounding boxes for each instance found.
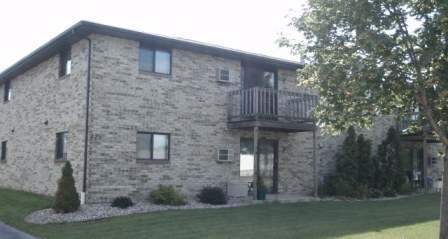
[55,132,68,160]
[137,132,170,160]
[1,141,7,161]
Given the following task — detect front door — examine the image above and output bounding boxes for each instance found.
[403,148,424,187]
[240,138,278,193]
[243,65,278,117]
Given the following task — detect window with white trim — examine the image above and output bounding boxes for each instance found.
[55,132,68,160]
[139,46,171,74]
[137,132,170,160]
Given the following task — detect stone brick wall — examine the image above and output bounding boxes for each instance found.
[316,116,397,177]
[84,34,319,202]
[0,32,401,203]
[0,40,88,196]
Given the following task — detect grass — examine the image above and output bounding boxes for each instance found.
[0,189,441,239]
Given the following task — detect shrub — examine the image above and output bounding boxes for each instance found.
[149,185,186,206]
[383,188,397,197]
[320,173,338,197]
[53,161,80,213]
[197,186,227,205]
[334,179,354,199]
[368,188,383,198]
[111,196,134,209]
[398,183,416,195]
[353,185,369,199]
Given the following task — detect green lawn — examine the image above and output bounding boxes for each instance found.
[0,189,441,239]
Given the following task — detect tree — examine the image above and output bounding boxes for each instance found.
[332,126,359,197]
[357,134,374,187]
[386,127,406,191]
[377,127,405,191]
[280,1,448,237]
[53,161,80,213]
[337,126,358,187]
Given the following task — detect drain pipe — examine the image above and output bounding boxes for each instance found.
[82,36,92,204]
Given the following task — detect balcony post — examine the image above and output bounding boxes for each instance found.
[313,120,318,197]
[423,138,428,189]
[253,126,259,200]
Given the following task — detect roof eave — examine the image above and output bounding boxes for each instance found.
[0,21,301,85]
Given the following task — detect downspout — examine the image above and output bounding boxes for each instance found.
[79,35,92,205]
[313,120,318,198]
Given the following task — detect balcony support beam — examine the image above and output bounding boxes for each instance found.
[253,126,259,200]
[313,121,318,197]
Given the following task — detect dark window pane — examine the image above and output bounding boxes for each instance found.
[137,133,151,159]
[155,50,171,74]
[139,48,154,72]
[4,82,11,102]
[1,141,7,160]
[59,49,71,77]
[153,134,169,160]
[56,132,68,159]
[262,72,275,89]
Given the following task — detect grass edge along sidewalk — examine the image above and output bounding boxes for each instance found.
[0,189,441,239]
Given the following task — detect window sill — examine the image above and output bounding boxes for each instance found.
[136,159,170,164]
[139,71,171,78]
[58,74,71,81]
[3,100,10,104]
[54,159,68,163]
[216,160,234,163]
[0,160,6,164]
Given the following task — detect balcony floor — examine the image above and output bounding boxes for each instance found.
[227,118,315,132]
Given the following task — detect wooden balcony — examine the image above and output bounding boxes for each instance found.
[397,113,438,142]
[227,87,318,132]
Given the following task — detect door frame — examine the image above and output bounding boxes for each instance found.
[240,138,279,194]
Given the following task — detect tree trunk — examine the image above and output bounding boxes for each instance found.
[440,146,448,239]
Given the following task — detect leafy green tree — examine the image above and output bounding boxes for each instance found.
[377,127,405,192]
[357,134,373,187]
[331,126,359,197]
[377,141,392,189]
[337,126,358,186]
[53,161,80,213]
[386,127,406,191]
[280,1,448,237]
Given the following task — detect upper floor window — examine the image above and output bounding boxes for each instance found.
[3,81,11,102]
[59,49,71,77]
[139,46,171,74]
[1,141,7,161]
[55,132,68,160]
[137,132,170,161]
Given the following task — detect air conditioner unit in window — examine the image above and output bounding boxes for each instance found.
[217,69,234,83]
[217,149,234,161]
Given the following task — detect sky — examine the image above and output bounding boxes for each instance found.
[0,0,306,73]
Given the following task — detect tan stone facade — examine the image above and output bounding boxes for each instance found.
[0,40,89,196]
[1,23,423,203]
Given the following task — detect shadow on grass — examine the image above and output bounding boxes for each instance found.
[0,189,441,239]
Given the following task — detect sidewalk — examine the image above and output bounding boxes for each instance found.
[0,221,37,239]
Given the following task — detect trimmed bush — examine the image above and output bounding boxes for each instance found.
[383,188,397,197]
[149,185,186,206]
[53,161,80,213]
[353,185,369,199]
[111,196,134,209]
[197,186,227,205]
[398,183,416,195]
[368,188,383,198]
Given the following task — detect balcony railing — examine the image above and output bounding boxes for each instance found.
[227,87,318,123]
[396,112,432,134]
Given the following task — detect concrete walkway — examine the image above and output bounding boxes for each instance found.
[266,193,319,203]
[0,221,37,239]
